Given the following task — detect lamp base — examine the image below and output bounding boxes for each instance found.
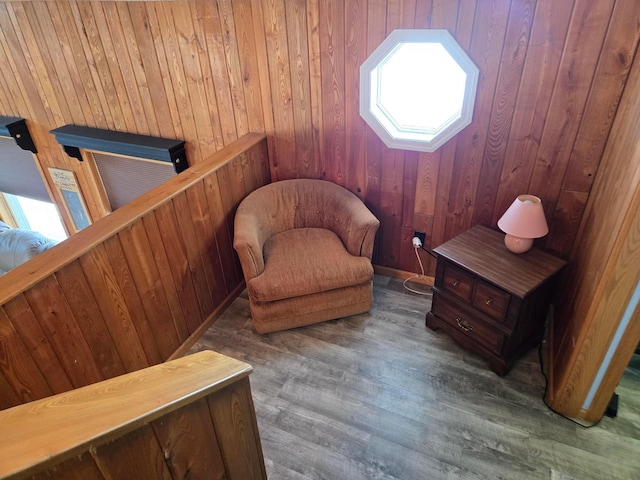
[504,234,533,254]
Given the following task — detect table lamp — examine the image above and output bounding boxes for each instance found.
[497,194,548,253]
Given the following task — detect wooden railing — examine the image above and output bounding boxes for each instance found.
[0,133,270,410]
[0,350,267,480]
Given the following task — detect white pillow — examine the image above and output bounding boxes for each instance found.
[0,227,58,272]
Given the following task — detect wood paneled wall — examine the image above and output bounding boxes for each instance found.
[2,0,639,275]
[0,134,270,410]
[548,51,640,422]
[255,0,640,275]
[0,0,267,227]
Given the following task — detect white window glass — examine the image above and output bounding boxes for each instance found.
[3,193,68,242]
[360,29,479,152]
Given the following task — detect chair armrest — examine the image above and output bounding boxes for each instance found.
[233,206,271,282]
[330,195,380,259]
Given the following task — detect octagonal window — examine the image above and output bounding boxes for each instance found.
[360,30,479,153]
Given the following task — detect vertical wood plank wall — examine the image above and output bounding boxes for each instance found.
[258,0,640,273]
[549,52,640,422]
[0,133,270,410]
[1,0,639,274]
[0,0,267,226]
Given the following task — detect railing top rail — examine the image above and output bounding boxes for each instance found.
[0,350,252,480]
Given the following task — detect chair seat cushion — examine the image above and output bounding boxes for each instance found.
[247,228,373,303]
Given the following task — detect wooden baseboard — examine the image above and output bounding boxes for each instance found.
[374,265,435,286]
[168,281,247,361]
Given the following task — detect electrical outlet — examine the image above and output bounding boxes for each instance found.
[413,231,426,247]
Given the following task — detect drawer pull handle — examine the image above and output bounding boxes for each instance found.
[456,317,474,332]
[452,280,460,287]
[485,298,493,305]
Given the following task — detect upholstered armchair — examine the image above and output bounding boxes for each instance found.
[233,179,380,334]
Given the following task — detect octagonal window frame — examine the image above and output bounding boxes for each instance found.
[360,29,479,153]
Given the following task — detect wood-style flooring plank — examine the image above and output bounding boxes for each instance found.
[188,276,640,480]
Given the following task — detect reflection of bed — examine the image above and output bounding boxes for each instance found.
[0,221,57,275]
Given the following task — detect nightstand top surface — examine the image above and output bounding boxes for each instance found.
[433,225,567,298]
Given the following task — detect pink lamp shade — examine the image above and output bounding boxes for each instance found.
[497,194,549,254]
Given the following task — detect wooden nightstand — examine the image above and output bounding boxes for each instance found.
[426,225,567,376]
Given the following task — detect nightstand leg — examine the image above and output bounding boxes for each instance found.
[425,312,439,331]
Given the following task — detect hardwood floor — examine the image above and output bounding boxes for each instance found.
[188,275,640,480]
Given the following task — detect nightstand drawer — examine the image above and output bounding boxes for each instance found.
[472,281,510,322]
[442,262,474,302]
[432,295,504,356]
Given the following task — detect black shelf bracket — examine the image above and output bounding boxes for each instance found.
[63,145,83,162]
[0,116,37,153]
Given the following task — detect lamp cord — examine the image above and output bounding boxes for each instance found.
[402,246,432,295]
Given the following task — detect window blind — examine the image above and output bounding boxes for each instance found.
[0,137,50,202]
[93,153,177,210]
